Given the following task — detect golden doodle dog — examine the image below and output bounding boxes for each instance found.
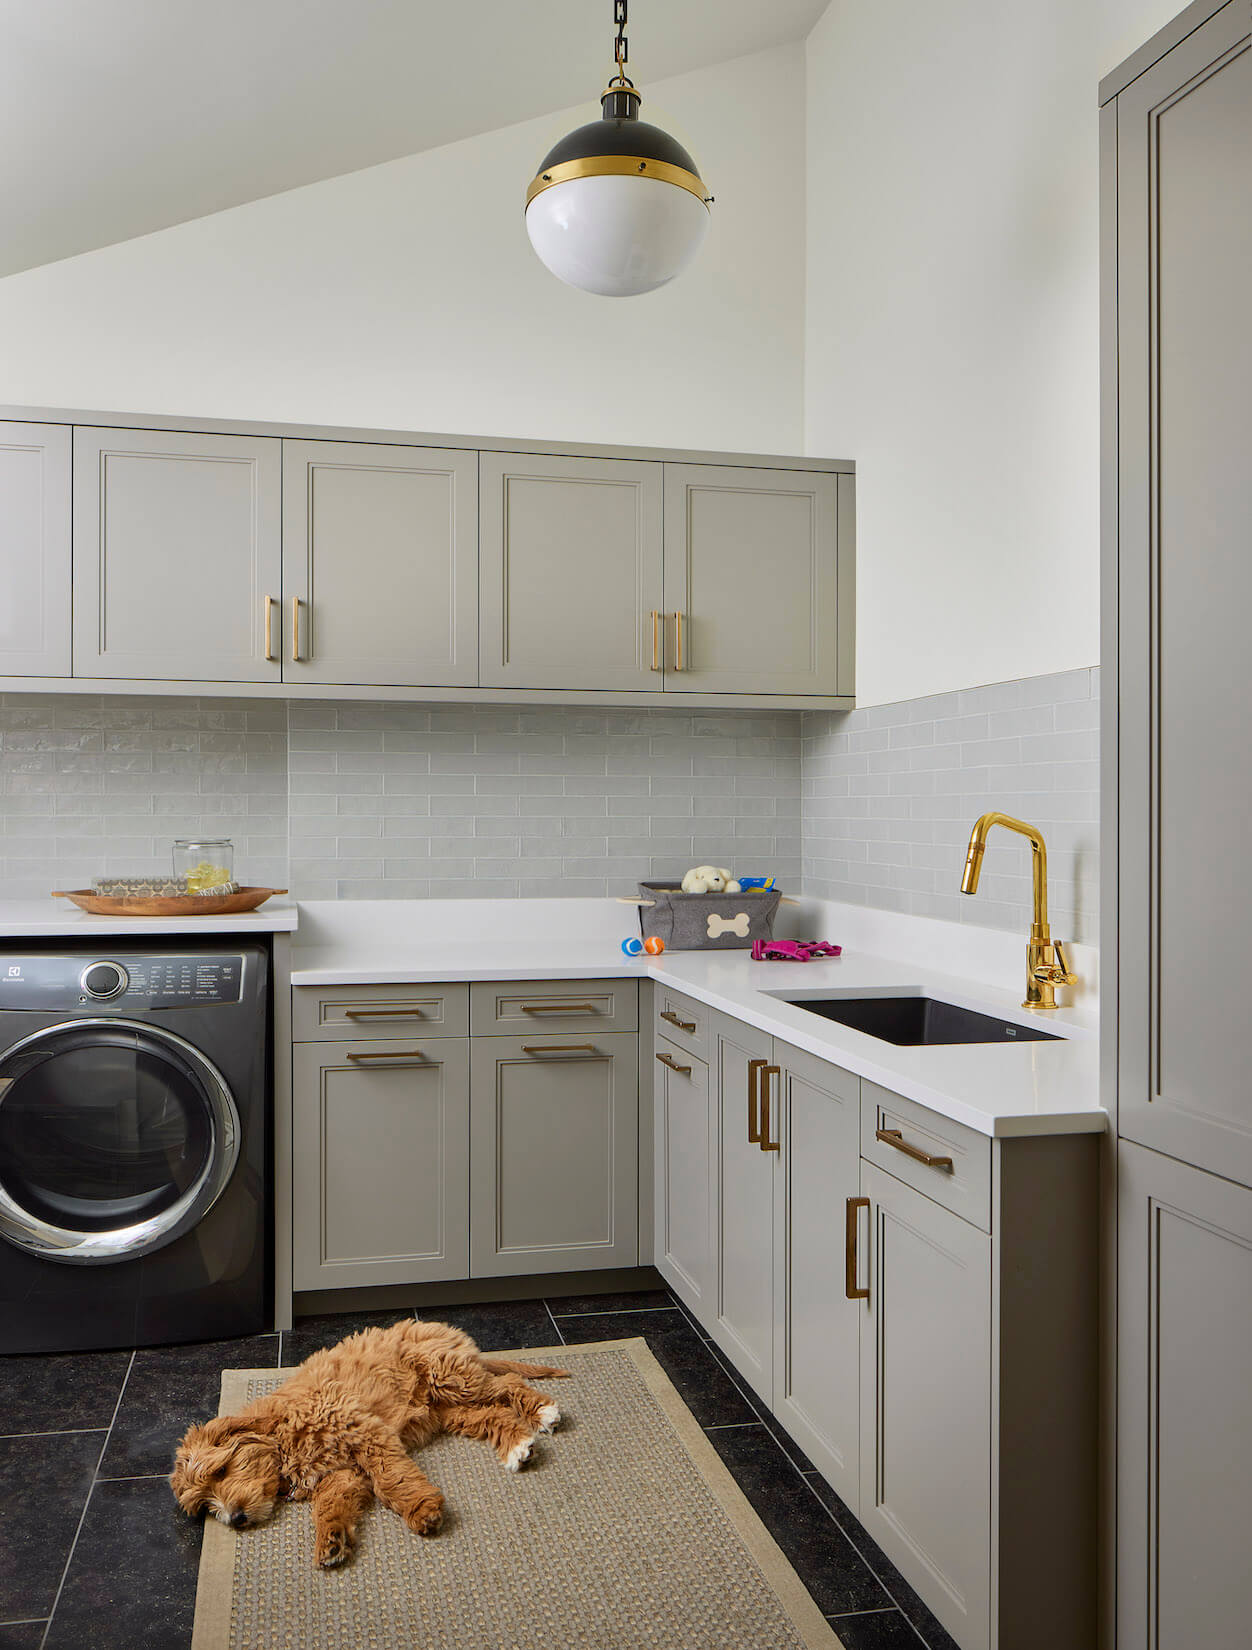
[170,1318,567,1568]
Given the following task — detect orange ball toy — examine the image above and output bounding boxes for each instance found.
[643,936,665,955]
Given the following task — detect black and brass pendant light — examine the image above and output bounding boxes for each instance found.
[525,1,712,297]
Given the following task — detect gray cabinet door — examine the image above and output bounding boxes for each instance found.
[859,1161,992,1650]
[1117,1139,1252,1650]
[469,1032,638,1276]
[0,422,71,676]
[479,452,664,690]
[663,464,845,694]
[710,1012,775,1403]
[771,1044,861,1509]
[73,428,282,682]
[282,440,478,687]
[653,1036,713,1321]
[291,1038,470,1290]
[1114,6,1252,1182]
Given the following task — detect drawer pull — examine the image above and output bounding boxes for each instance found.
[747,1058,768,1142]
[875,1127,954,1173]
[263,595,278,663]
[345,1049,426,1063]
[655,1051,691,1075]
[846,1197,870,1300]
[759,1064,781,1153]
[521,1043,599,1056]
[343,1007,426,1021]
[660,1010,697,1033]
[521,1003,597,1014]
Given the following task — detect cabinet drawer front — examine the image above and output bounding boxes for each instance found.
[861,1083,991,1232]
[293,983,469,1041]
[653,986,710,1060]
[471,979,637,1035]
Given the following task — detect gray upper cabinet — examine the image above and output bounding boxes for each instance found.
[0,422,71,676]
[479,451,665,690]
[663,464,846,695]
[73,428,282,682]
[282,441,478,687]
[1112,4,1252,1184]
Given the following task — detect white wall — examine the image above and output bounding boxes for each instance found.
[804,0,1183,706]
[0,45,806,456]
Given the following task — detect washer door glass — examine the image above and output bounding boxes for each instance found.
[0,1020,239,1264]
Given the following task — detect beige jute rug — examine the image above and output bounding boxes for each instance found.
[191,1337,843,1650]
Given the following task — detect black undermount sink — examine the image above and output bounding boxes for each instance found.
[778,995,1061,1046]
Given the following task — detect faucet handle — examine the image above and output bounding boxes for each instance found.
[1032,941,1077,987]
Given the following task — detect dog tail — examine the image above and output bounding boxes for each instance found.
[480,1356,570,1379]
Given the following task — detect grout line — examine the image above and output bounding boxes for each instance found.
[92,1472,169,1484]
[826,1607,901,1621]
[702,1421,765,1432]
[542,1302,567,1345]
[0,1622,49,1631]
[548,1305,679,1319]
[39,1349,135,1650]
[0,1428,108,1442]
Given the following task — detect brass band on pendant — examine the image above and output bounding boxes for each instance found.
[525,154,710,208]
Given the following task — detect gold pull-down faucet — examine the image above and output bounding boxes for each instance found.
[960,812,1078,1010]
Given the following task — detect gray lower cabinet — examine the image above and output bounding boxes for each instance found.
[0,421,71,675]
[653,1034,713,1317]
[72,427,283,682]
[1117,1139,1252,1650]
[292,1037,470,1290]
[469,1032,639,1276]
[281,440,478,687]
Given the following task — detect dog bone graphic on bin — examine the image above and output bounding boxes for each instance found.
[707,911,751,940]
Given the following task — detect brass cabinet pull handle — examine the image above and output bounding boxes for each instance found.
[759,1064,781,1152]
[660,1010,696,1033]
[655,1051,691,1075]
[673,610,684,671]
[291,596,304,662]
[344,1007,425,1021]
[846,1197,870,1299]
[263,595,278,662]
[521,1003,597,1014]
[747,1058,768,1143]
[875,1127,954,1173]
[346,1049,426,1062]
[650,609,662,671]
[521,1043,599,1056]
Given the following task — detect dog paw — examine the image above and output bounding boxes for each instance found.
[405,1495,444,1536]
[503,1437,533,1473]
[536,1403,561,1434]
[316,1529,352,1569]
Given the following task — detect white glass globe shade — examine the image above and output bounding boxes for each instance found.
[526,174,709,298]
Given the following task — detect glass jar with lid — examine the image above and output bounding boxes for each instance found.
[172,838,234,892]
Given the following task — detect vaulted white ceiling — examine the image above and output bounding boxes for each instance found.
[0,0,827,278]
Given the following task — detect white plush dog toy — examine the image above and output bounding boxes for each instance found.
[681,864,743,895]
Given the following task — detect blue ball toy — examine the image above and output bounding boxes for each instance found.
[620,936,644,956]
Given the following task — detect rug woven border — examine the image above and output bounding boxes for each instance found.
[191,1336,843,1650]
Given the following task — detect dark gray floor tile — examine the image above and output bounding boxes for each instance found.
[0,1432,100,1620]
[43,1478,201,1650]
[97,1333,279,1480]
[764,1413,819,1475]
[0,1623,47,1649]
[806,1472,960,1650]
[706,1426,893,1618]
[280,1309,417,1367]
[420,1301,561,1355]
[0,1349,131,1437]
[554,1310,757,1428]
[543,1289,676,1315]
[825,1609,923,1649]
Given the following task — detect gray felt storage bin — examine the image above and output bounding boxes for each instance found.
[638,882,781,950]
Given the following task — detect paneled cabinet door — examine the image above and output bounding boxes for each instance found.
[0,422,71,676]
[1114,7,1252,1181]
[859,1162,992,1650]
[771,1045,861,1510]
[663,464,848,695]
[282,441,478,686]
[469,1033,638,1276]
[1117,1140,1252,1650]
[291,1039,470,1290]
[710,1013,775,1404]
[73,428,282,682]
[479,452,664,690]
[653,1037,713,1321]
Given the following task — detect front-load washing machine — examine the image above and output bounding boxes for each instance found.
[0,938,270,1354]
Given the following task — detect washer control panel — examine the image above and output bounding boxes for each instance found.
[0,953,245,1010]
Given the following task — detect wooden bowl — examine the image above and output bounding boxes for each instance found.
[51,887,288,917]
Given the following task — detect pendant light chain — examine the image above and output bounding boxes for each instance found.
[611,0,633,87]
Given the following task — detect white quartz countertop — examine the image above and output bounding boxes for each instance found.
[0,899,299,937]
[289,903,1102,1140]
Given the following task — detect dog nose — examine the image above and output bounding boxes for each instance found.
[229,1510,248,1529]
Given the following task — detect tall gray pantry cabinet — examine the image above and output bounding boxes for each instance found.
[1101,4,1252,1647]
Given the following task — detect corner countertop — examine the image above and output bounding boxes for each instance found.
[288,909,1103,1140]
[0,899,299,937]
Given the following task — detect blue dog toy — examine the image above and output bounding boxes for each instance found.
[621,936,645,956]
